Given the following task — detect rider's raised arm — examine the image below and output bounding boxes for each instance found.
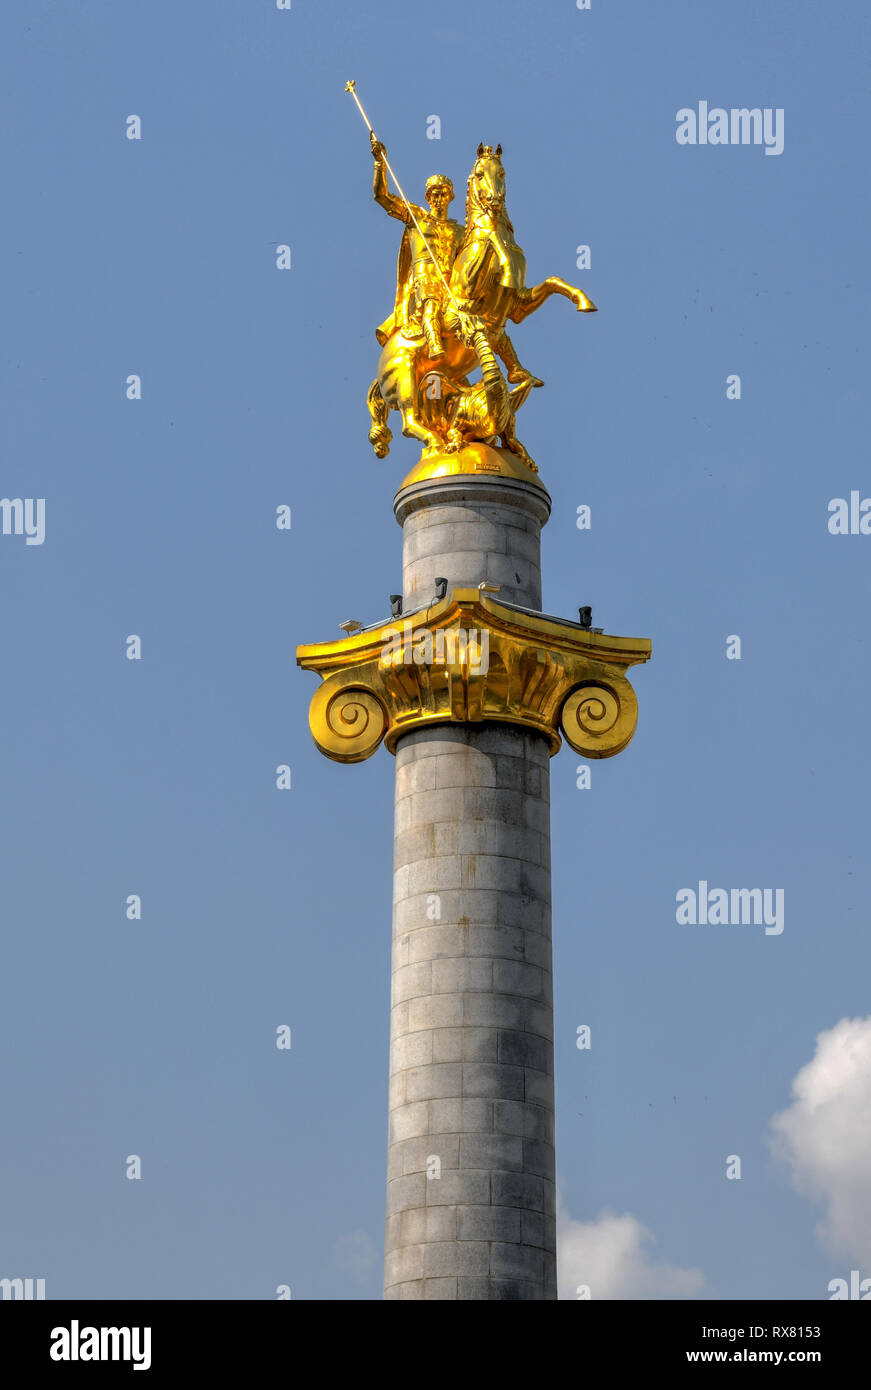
[371,135,413,222]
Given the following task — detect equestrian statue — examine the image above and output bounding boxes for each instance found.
[346,82,597,474]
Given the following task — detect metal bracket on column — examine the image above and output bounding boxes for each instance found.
[297,590,651,764]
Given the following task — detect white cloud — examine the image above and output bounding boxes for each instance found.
[557,1205,705,1299]
[770,1015,871,1266]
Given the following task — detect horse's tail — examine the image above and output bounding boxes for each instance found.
[367,379,392,459]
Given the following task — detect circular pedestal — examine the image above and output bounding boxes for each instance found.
[394,445,551,612]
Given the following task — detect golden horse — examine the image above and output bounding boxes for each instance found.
[367,144,596,469]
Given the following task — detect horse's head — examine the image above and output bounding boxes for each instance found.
[467,143,506,221]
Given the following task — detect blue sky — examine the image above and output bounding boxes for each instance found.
[1,0,869,1299]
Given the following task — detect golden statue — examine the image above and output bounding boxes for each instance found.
[347,82,598,473]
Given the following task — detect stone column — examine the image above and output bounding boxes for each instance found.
[384,469,557,1300]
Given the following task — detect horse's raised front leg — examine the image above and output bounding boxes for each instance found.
[509,276,597,324]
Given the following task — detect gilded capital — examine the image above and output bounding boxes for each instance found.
[297,590,650,764]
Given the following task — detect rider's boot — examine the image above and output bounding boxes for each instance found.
[422,300,445,358]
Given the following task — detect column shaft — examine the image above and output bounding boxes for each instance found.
[385,468,556,1300]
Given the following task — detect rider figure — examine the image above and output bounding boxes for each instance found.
[371,133,464,358]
